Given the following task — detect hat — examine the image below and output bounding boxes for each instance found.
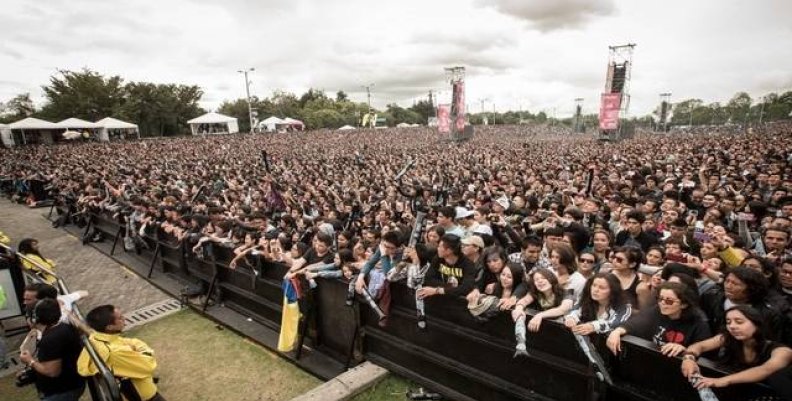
[468,295,499,317]
[472,224,493,236]
[455,207,474,219]
[462,235,485,249]
[495,196,510,210]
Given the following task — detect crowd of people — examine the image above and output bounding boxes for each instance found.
[2,121,792,398]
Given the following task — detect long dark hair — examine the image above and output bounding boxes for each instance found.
[657,281,700,320]
[726,267,769,305]
[18,238,43,258]
[719,305,768,368]
[492,263,524,298]
[528,268,565,310]
[578,273,624,322]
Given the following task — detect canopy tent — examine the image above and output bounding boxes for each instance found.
[95,117,140,141]
[0,124,12,147]
[259,116,284,132]
[338,125,356,131]
[282,117,305,130]
[396,122,410,128]
[187,112,239,135]
[57,117,100,129]
[8,117,61,145]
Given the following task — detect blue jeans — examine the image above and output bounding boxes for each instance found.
[41,383,85,401]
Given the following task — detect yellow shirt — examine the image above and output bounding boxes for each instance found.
[21,253,57,285]
[77,332,158,401]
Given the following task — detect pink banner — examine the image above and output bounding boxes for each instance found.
[599,93,622,130]
[454,82,465,132]
[438,104,451,134]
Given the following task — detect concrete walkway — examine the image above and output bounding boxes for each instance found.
[0,199,170,313]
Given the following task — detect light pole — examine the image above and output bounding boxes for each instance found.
[758,96,767,125]
[361,84,375,112]
[237,68,255,133]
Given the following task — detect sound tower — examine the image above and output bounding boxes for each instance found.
[598,44,636,141]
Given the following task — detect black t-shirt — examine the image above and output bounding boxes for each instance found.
[621,306,712,347]
[302,248,334,266]
[35,323,85,396]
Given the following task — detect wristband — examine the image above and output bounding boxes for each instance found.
[682,352,698,361]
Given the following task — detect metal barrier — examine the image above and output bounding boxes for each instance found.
[1,242,122,401]
[77,209,776,401]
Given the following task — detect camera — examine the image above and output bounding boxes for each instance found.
[15,367,36,387]
[488,214,500,223]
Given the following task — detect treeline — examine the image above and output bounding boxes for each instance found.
[1,68,790,134]
[217,89,436,132]
[0,69,204,136]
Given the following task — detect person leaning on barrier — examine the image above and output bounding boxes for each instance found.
[19,298,86,401]
[78,304,165,401]
[18,238,58,285]
[681,305,792,398]
[417,234,476,301]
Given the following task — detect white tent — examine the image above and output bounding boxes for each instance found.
[259,116,284,132]
[0,123,12,147]
[396,122,410,128]
[338,125,356,131]
[187,112,239,135]
[9,117,61,145]
[96,117,140,141]
[57,117,100,129]
[282,117,305,130]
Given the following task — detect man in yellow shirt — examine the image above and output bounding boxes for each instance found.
[77,305,165,401]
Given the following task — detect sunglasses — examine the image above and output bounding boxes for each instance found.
[657,297,679,306]
[579,258,595,264]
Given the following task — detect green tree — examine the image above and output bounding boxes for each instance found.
[335,90,348,102]
[0,93,36,123]
[39,68,125,121]
[408,99,434,125]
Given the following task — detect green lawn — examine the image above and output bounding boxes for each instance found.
[350,374,417,401]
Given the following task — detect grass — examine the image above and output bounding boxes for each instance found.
[350,374,417,401]
[125,309,320,401]
[1,310,322,401]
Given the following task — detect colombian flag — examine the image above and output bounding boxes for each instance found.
[277,278,302,352]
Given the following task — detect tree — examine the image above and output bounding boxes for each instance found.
[218,98,253,133]
[335,90,348,102]
[0,93,36,123]
[408,99,434,124]
[39,68,125,121]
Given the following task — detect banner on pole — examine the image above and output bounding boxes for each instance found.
[438,104,451,134]
[599,93,621,130]
[453,82,466,132]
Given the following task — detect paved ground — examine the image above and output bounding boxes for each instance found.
[0,199,170,313]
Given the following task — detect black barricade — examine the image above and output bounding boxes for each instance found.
[79,210,775,401]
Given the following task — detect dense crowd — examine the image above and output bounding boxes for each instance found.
[2,122,792,397]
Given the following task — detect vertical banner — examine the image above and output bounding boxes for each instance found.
[437,104,451,134]
[454,82,466,132]
[599,93,622,130]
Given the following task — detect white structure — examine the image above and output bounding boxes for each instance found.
[57,118,100,141]
[338,125,356,131]
[8,117,61,145]
[0,124,12,147]
[187,112,239,135]
[282,117,305,130]
[95,117,140,141]
[259,116,284,132]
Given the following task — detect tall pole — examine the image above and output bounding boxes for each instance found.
[758,96,766,125]
[689,102,694,127]
[659,92,671,132]
[361,84,374,112]
[238,68,255,133]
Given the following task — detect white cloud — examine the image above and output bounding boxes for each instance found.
[0,0,790,117]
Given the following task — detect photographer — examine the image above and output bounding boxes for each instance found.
[19,298,85,401]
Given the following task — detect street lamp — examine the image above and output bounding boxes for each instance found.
[237,68,255,133]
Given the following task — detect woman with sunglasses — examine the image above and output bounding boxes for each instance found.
[606,282,711,357]
[564,273,632,335]
[608,246,642,308]
[512,268,574,357]
[680,305,792,398]
[577,251,598,280]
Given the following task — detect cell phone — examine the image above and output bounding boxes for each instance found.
[688,210,698,217]
[693,231,710,242]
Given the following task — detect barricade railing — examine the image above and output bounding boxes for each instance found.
[0,242,122,401]
[77,209,775,401]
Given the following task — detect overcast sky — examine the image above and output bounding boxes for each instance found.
[1,0,791,117]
